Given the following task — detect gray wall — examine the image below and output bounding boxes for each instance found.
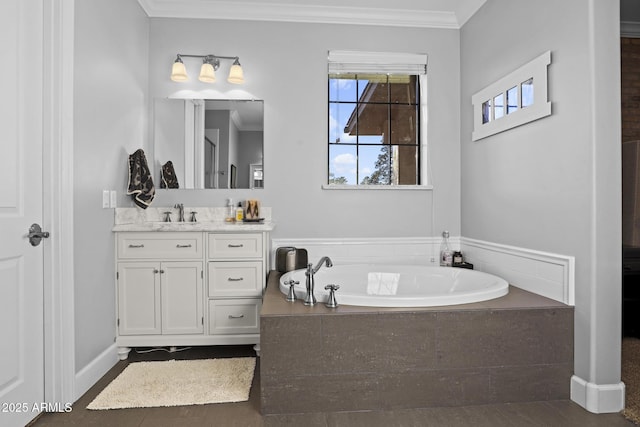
[147,19,462,239]
[461,0,621,388]
[71,0,623,398]
[73,0,148,371]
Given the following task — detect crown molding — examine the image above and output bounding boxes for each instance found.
[136,0,478,29]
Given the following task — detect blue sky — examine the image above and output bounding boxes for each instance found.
[328,77,384,184]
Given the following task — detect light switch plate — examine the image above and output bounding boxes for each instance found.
[102,190,110,208]
[110,190,117,208]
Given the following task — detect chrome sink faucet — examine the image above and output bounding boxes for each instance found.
[304,256,333,306]
[174,203,185,222]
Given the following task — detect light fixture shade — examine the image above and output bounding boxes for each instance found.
[227,60,244,84]
[199,62,216,83]
[170,59,188,82]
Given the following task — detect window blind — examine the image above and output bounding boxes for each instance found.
[328,50,428,75]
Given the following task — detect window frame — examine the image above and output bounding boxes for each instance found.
[471,51,552,141]
[325,51,432,190]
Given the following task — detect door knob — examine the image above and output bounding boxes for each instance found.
[28,223,50,247]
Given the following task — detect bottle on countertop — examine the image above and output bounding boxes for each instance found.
[440,231,453,267]
[226,198,235,222]
[453,251,464,265]
[235,202,244,222]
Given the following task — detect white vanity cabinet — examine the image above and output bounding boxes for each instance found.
[118,261,204,336]
[206,233,265,340]
[114,227,270,360]
[115,232,204,359]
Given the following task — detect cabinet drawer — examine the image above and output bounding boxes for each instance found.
[208,261,263,297]
[117,232,203,259]
[208,233,263,259]
[209,299,260,335]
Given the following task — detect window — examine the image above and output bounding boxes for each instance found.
[327,51,427,188]
[471,51,551,141]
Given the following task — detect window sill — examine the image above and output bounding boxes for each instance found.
[322,184,433,191]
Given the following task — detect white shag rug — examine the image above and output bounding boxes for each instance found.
[87,358,256,410]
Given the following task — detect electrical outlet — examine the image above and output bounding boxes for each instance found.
[102,190,110,208]
[110,190,117,208]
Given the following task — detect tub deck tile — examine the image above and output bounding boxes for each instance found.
[261,271,575,415]
[435,308,573,368]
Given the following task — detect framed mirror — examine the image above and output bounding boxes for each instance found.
[153,98,264,189]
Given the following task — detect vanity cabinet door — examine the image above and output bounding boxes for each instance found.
[117,261,204,336]
[117,262,161,336]
[161,261,204,335]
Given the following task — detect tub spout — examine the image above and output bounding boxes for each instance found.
[313,256,333,274]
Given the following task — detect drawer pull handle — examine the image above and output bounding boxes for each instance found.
[176,244,192,248]
[228,277,244,282]
[228,314,245,319]
[228,244,244,248]
[128,244,144,248]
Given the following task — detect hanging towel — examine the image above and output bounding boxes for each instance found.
[127,149,155,209]
[160,160,179,189]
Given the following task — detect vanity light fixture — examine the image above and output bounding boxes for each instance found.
[170,56,188,82]
[227,58,245,84]
[170,54,244,84]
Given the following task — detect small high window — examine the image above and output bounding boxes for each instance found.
[472,51,551,141]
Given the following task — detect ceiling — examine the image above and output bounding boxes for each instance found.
[136,0,487,28]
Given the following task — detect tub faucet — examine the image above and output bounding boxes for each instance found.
[313,256,333,274]
[174,203,185,222]
[304,257,333,306]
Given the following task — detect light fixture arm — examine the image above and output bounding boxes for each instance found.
[176,54,239,70]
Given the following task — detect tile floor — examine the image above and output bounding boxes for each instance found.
[28,345,635,427]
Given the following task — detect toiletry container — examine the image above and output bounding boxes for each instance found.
[453,251,464,265]
[440,231,453,267]
[235,202,244,222]
[226,198,235,222]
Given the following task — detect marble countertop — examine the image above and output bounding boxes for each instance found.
[112,220,275,232]
[112,206,275,232]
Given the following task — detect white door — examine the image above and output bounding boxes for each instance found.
[0,1,45,426]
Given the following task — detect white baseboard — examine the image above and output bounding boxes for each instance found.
[571,375,626,413]
[73,343,119,402]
